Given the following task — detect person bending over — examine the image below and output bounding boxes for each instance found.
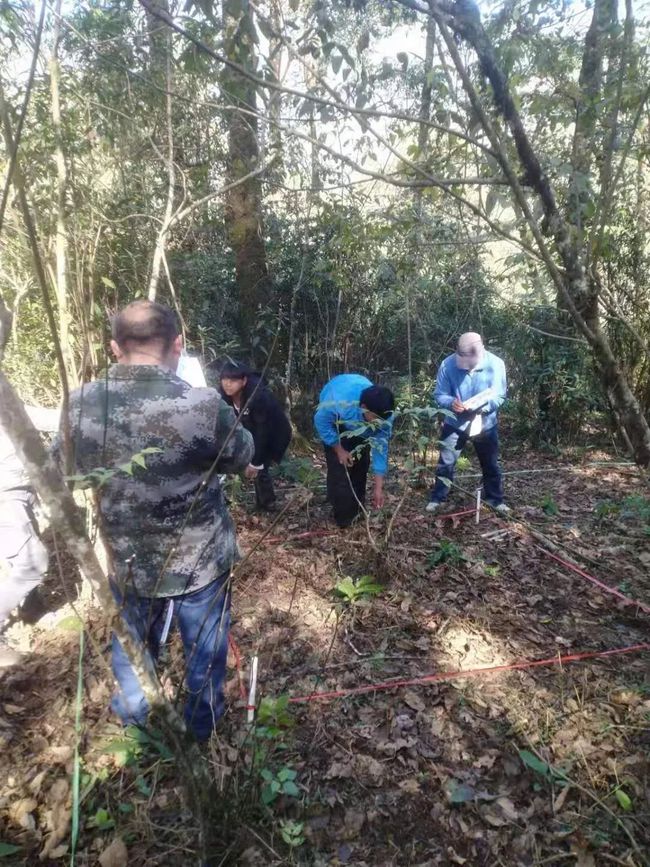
[219,361,292,511]
[426,332,509,516]
[314,374,394,528]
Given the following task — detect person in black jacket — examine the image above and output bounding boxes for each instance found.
[218,361,292,510]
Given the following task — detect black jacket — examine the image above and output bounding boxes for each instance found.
[220,374,292,467]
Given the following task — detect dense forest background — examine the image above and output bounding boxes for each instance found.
[2,0,649,456]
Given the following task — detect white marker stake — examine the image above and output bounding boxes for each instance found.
[475,488,482,524]
[247,655,259,724]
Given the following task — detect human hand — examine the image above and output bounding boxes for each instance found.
[334,444,354,467]
[244,464,260,479]
[452,398,465,413]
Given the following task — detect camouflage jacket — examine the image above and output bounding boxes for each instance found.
[54,364,253,597]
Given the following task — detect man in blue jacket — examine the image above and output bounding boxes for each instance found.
[314,374,395,527]
[427,333,510,515]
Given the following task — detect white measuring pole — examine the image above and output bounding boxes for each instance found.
[247,655,259,724]
[475,488,482,524]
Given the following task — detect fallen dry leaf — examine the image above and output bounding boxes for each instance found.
[354,755,385,787]
[99,837,128,867]
[9,797,37,829]
[40,778,71,860]
[324,759,354,780]
[341,808,365,840]
[403,690,426,712]
[398,777,420,794]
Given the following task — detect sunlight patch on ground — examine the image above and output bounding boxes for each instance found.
[437,621,510,671]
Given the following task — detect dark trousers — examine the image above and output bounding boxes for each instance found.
[254,466,276,510]
[430,423,504,506]
[110,573,231,741]
[324,435,370,528]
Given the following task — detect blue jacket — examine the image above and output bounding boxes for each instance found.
[314,374,393,476]
[434,351,507,431]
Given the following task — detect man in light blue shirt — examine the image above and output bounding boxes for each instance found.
[427,333,510,515]
[314,374,395,527]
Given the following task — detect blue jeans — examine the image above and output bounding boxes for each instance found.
[429,423,504,506]
[111,573,231,741]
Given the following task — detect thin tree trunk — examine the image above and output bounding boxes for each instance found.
[409,14,436,406]
[0,78,72,474]
[148,30,175,300]
[221,0,271,357]
[48,0,77,385]
[267,0,284,165]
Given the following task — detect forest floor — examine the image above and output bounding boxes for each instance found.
[1,435,649,866]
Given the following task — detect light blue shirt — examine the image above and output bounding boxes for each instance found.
[434,351,507,431]
[314,374,393,476]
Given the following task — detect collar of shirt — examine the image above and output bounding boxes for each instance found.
[108,364,178,381]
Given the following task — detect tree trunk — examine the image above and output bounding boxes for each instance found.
[48,0,77,386]
[567,0,617,330]
[147,44,176,301]
[221,0,271,358]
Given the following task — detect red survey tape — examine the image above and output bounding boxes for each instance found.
[536,546,650,615]
[287,642,650,704]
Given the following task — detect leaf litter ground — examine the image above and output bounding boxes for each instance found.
[0,440,649,865]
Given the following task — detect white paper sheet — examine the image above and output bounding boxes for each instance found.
[463,387,495,412]
[176,353,207,388]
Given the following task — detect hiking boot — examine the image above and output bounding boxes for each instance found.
[490,502,511,516]
[425,501,442,514]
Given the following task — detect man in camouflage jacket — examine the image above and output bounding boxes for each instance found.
[56,300,253,740]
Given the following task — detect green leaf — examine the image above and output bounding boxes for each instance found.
[57,615,83,631]
[101,276,116,289]
[282,780,300,797]
[261,783,278,805]
[135,775,151,796]
[446,781,476,803]
[0,843,22,857]
[93,808,115,831]
[337,43,356,69]
[132,453,147,469]
[615,788,632,811]
[519,749,551,776]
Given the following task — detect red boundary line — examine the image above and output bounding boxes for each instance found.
[232,505,650,709]
[262,508,477,546]
[287,642,650,704]
[535,545,650,615]
[228,634,247,702]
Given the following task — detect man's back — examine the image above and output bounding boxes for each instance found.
[60,364,253,597]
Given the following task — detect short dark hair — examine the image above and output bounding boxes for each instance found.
[112,300,179,350]
[360,385,395,419]
[219,360,253,380]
